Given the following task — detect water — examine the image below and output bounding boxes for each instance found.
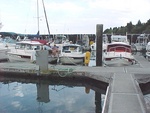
[0,77,106,113]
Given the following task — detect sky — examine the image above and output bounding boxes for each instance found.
[0,0,150,34]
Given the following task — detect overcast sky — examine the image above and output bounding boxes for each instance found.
[0,0,150,34]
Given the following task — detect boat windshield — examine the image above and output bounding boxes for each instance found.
[15,43,41,50]
[62,46,81,52]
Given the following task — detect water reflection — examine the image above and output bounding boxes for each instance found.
[36,83,50,103]
[0,75,108,113]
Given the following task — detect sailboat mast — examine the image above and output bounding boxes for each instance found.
[42,0,51,39]
[37,0,40,35]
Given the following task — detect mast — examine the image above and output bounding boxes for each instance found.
[42,0,51,39]
[37,0,40,35]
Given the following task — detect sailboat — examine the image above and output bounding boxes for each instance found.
[7,0,59,64]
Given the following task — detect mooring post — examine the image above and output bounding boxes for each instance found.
[96,24,103,66]
[36,50,48,73]
[95,92,102,113]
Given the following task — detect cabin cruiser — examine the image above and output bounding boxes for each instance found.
[103,42,135,66]
[7,40,59,63]
[103,36,135,66]
[59,43,85,65]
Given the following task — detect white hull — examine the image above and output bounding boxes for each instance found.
[103,51,134,66]
[8,54,30,62]
[7,52,58,63]
[0,49,10,62]
[104,57,133,66]
[146,52,150,61]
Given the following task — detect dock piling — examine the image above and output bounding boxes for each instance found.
[36,50,48,73]
[96,24,103,66]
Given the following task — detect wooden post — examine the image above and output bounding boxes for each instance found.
[95,92,102,113]
[96,24,103,66]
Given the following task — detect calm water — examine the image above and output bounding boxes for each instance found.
[0,77,106,113]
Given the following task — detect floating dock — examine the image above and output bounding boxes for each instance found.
[0,54,150,113]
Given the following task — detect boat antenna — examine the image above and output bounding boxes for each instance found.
[37,0,40,35]
[42,0,51,40]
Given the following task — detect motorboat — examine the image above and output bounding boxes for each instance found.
[103,41,135,66]
[59,43,85,65]
[146,42,150,61]
[111,35,129,44]
[0,36,16,62]
[146,42,150,51]
[134,34,149,51]
[7,40,58,63]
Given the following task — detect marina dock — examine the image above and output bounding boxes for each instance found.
[0,54,150,113]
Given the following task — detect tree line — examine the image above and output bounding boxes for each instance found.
[104,19,150,35]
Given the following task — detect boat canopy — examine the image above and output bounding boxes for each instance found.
[107,43,131,52]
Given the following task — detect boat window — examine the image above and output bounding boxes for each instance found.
[15,44,19,49]
[26,45,32,50]
[17,44,25,49]
[36,46,41,50]
[62,46,69,52]
[69,46,78,52]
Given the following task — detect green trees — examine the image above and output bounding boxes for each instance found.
[104,19,150,34]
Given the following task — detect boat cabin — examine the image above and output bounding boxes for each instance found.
[111,35,129,44]
[107,42,131,53]
[15,41,43,50]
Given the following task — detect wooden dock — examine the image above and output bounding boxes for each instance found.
[0,55,150,113]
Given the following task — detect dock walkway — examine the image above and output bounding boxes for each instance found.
[0,55,150,113]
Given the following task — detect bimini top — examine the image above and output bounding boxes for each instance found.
[16,40,43,45]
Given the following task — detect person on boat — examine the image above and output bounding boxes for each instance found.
[52,44,59,56]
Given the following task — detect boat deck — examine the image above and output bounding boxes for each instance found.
[0,54,150,113]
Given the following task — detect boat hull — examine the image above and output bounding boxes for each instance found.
[0,49,10,62]
[146,52,150,61]
[7,52,58,64]
[104,57,134,66]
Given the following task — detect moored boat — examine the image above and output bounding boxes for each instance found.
[59,43,85,65]
[103,41,135,66]
[7,40,58,63]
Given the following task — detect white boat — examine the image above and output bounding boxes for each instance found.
[7,40,58,63]
[0,36,16,62]
[146,42,150,61]
[59,44,85,65]
[103,41,135,66]
[134,34,149,51]
[111,35,129,44]
[146,42,150,51]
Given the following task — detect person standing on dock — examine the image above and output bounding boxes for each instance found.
[84,51,91,66]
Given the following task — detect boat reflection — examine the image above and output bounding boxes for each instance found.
[0,75,108,113]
